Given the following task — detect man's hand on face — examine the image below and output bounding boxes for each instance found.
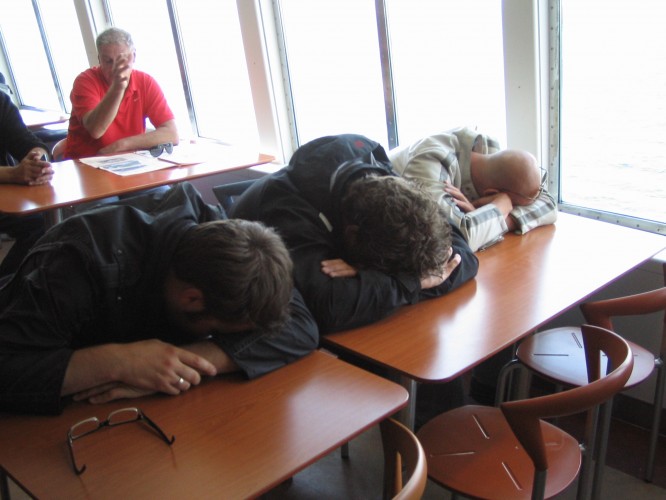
[111,53,133,91]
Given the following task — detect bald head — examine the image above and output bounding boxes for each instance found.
[470,150,541,205]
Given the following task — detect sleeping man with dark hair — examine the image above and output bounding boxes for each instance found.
[0,183,318,415]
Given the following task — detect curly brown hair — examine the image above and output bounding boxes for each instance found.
[340,175,452,277]
[171,219,293,333]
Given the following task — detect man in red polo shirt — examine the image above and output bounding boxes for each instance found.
[65,27,178,159]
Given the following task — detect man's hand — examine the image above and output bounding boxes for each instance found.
[115,339,217,395]
[97,119,179,155]
[472,192,513,215]
[444,181,475,212]
[72,382,155,404]
[321,258,358,278]
[62,339,217,400]
[420,248,461,289]
[110,54,132,91]
[13,148,53,185]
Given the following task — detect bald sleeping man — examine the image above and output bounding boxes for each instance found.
[388,127,557,252]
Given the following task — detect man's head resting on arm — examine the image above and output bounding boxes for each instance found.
[164,219,294,339]
[340,174,453,279]
[470,149,542,206]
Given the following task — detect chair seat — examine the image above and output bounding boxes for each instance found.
[517,327,655,388]
[416,405,581,500]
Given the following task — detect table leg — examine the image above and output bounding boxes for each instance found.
[395,375,417,430]
[44,208,63,228]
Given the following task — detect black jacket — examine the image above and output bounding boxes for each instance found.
[0,91,47,165]
[232,134,479,333]
[0,183,318,415]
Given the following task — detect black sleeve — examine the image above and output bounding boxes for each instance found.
[0,93,48,163]
[0,248,91,415]
[290,240,422,333]
[211,288,319,378]
[233,181,423,334]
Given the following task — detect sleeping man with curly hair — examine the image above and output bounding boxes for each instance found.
[231,135,478,424]
[231,134,479,334]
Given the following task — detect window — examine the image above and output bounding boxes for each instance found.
[8,0,663,242]
[557,0,665,232]
[173,0,258,146]
[277,0,507,151]
[0,0,87,112]
[386,0,506,147]
[278,0,388,146]
[106,0,260,146]
[105,0,192,138]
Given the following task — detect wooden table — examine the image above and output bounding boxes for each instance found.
[19,108,69,130]
[0,350,407,499]
[0,147,274,226]
[322,212,666,428]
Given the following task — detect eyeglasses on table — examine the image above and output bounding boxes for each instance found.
[149,142,174,157]
[67,407,175,475]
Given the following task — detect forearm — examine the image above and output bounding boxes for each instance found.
[61,344,124,396]
[299,267,420,333]
[211,288,319,379]
[457,205,507,252]
[103,120,179,153]
[62,339,218,399]
[0,166,17,182]
[509,192,558,234]
[82,88,125,139]
[181,341,239,375]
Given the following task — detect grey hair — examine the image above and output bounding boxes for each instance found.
[96,27,135,52]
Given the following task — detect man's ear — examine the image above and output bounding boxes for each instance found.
[177,287,205,313]
[344,224,359,247]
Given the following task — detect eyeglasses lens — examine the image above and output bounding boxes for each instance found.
[69,417,101,440]
[149,143,173,157]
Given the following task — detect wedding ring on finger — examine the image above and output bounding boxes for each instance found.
[178,377,185,386]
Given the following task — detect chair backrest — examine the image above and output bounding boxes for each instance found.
[379,418,427,500]
[581,286,666,357]
[500,325,633,497]
[52,138,67,161]
[212,179,256,213]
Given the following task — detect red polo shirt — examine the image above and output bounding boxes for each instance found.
[65,67,174,159]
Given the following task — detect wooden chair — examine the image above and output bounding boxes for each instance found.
[51,137,67,161]
[497,285,666,497]
[417,325,633,500]
[379,418,427,500]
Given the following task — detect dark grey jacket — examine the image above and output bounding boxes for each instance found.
[0,183,318,414]
[232,134,479,333]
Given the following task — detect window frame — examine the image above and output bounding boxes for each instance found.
[547,0,664,235]
[0,0,662,236]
